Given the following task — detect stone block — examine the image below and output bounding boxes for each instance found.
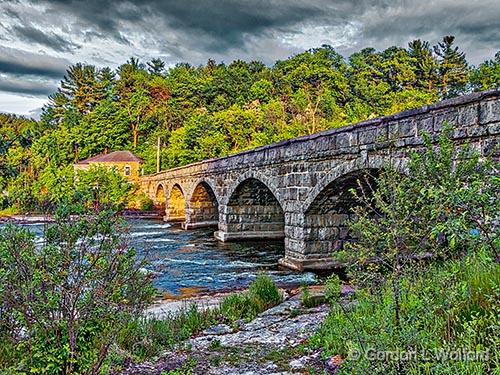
[434,109,458,130]
[397,118,417,138]
[416,116,434,136]
[452,127,467,139]
[457,104,479,126]
[487,122,500,136]
[479,99,500,124]
[336,133,349,148]
[467,125,488,137]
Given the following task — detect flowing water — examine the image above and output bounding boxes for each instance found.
[4,218,317,297]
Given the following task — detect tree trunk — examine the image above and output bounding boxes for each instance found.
[132,126,138,149]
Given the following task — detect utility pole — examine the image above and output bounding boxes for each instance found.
[156,136,161,173]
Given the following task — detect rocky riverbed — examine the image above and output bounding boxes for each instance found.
[118,286,350,375]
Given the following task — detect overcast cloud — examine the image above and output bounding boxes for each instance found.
[0,0,498,116]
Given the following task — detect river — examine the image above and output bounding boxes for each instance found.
[5,217,317,297]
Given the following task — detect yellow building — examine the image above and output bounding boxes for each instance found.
[74,151,144,182]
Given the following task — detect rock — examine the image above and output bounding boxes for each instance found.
[202,323,233,335]
[289,351,321,370]
[324,355,344,374]
[118,291,332,374]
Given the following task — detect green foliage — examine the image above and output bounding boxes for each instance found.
[136,192,154,211]
[0,209,155,374]
[300,286,315,308]
[117,303,217,361]
[310,249,499,374]
[324,274,342,304]
[0,36,494,212]
[220,273,283,321]
[247,273,283,309]
[339,125,498,292]
[470,51,500,91]
[75,165,133,210]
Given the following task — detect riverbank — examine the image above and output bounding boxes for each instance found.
[0,211,162,224]
[118,285,348,375]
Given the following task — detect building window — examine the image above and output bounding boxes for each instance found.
[124,166,131,176]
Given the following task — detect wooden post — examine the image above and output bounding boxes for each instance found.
[156,136,161,173]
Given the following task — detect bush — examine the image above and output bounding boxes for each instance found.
[220,274,283,321]
[247,273,283,309]
[338,125,498,324]
[0,208,154,374]
[324,274,342,304]
[310,249,499,373]
[220,293,256,321]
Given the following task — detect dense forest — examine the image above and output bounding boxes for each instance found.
[0,35,499,211]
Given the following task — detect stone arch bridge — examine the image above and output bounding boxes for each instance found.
[140,90,499,271]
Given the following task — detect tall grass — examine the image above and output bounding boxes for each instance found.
[112,273,283,366]
[309,249,499,374]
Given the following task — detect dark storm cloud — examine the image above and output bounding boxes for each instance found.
[1,0,499,110]
[42,0,328,52]
[32,0,500,60]
[12,24,80,52]
[146,0,326,51]
[0,75,57,96]
[0,47,70,79]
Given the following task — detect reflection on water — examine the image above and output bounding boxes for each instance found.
[3,218,318,296]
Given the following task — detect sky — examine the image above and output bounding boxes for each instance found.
[0,0,499,117]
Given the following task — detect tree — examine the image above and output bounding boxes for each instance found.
[433,35,469,98]
[408,39,439,90]
[76,98,130,159]
[470,51,500,91]
[0,209,154,373]
[147,58,166,75]
[75,166,133,210]
[59,64,104,115]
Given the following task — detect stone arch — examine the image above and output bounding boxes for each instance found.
[301,156,405,213]
[184,180,219,229]
[221,170,284,208]
[186,178,219,205]
[302,167,384,258]
[155,183,166,210]
[165,183,186,222]
[215,177,285,241]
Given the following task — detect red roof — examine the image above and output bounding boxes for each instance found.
[76,151,144,165]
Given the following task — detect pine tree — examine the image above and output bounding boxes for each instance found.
[408,39,438,91]
[433,36,469,98]
[147,58,166,75]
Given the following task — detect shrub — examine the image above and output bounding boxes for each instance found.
[324,274,342,304]
[0,208,154,374]
[338,125,498,326]
[220,273,283,322]
[247,273,283,309]
[220,293,256,321]
[139,194,154,211]
[310,249,499,373]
